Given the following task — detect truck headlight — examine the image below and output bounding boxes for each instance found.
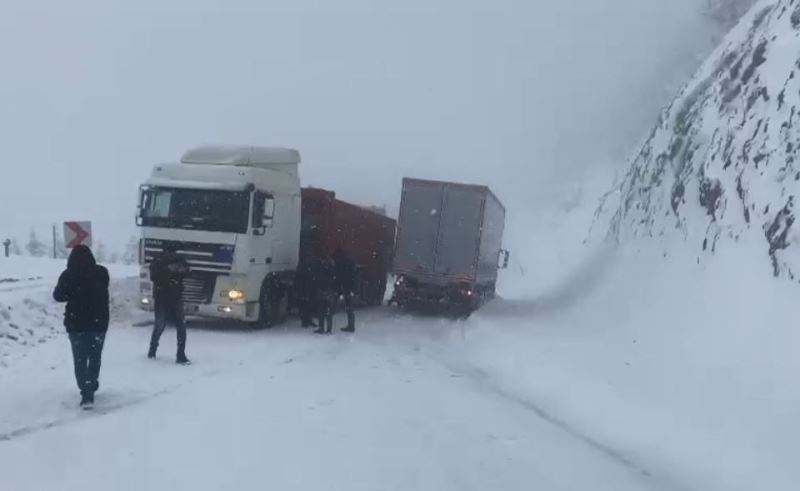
[226,289,245,301]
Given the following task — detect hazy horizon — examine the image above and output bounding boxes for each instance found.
[1,0,714,253]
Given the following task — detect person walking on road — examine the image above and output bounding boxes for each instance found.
[332,248,357,333]
[53,245,110,408]
[148,244,191,364]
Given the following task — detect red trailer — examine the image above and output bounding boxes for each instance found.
[300,188,396,305]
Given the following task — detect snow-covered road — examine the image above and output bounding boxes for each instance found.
[3,250,797,491]
[0,288,658,491]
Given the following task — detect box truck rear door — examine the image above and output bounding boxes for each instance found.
[395,181,443,275]
[434,186,483,279]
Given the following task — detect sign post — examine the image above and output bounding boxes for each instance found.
[63,221,92,249]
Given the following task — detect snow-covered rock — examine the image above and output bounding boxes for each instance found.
[596,0,800,279]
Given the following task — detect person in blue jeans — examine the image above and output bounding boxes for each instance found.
[53,245,110,408]
[148,244,191,364]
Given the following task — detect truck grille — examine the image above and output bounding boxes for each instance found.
[182,275,214,305]
[143,239,234,274]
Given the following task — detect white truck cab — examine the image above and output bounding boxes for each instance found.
[137,145,301,326]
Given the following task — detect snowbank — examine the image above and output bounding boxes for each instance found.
[440,233,800,491]
[0,255,140,366]
[0,255,139,282]
[504,4,800,487]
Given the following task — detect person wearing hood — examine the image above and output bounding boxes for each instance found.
[148,243,191,364]
[53,245,110,408]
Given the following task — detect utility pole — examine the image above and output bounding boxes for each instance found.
[52,224,57,259]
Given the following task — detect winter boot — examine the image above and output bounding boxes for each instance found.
[313,327,326,335]
[80,392,94,409]
[341,326,355,333]
[148,346,157,359]
[176,352,191,365]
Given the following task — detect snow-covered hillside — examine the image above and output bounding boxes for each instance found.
[596,0,800,279]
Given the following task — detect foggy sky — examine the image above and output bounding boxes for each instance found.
[0,0,712,252]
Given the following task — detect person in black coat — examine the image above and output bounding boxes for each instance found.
[295,255,318,328]
[332,248,357,332]
[53,245,110,408]
[148,244,191,364]
[295,238,321,328]
[312,254,337,335]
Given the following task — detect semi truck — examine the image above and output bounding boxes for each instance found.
[391,177,509,313]
[136,145,395,327]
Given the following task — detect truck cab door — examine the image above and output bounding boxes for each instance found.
[251,191,275,267]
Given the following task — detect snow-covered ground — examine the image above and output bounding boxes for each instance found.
[0,307,656,491]
[462,242,799,491]
[1,207,797,491]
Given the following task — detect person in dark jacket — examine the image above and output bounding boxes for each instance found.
[295,238,320,328]
[148,244,191,364]
[53,245,110,408]
[312,254,337,335]
[332,248,357,332]
[295,256,318,328]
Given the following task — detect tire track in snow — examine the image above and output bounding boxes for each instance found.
[0,367,221,443]
[438,360,693,491]
[352,312,691,491]
[0,336,324,444]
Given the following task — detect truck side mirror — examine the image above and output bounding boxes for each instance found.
[499,249,510,269]
[136,187,148,226]
[262,198,275,228]
[253,193,274,235]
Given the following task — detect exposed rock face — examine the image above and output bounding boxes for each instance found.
[596,0,800,279]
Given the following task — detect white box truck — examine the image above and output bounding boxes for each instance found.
[391,177,509,314]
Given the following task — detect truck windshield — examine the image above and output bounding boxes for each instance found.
[139,187,250,234]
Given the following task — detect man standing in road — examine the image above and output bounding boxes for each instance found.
[53,245,110,408]
[313,253,337,335]
[332,248,357,333]
[148,243,191,364]
[295,240,318,328]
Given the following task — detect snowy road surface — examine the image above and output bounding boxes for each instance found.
[0,304,658,491]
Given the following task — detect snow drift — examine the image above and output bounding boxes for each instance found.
[459,3,800,489]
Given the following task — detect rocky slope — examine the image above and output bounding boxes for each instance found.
[595,0,800,279]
